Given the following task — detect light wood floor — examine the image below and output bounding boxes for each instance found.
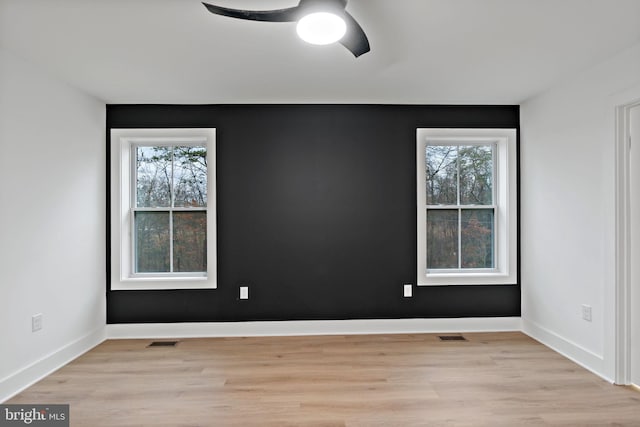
[7,332,640,426]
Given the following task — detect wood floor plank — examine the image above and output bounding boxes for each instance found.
[6,332,640,426]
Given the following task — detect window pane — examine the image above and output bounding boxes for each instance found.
[461,209,494,268]
[173,212,207,272]
[173,146,208,207]
[135,211,170,273]
[136,146,171,207]
[427,209,458,269]
[426,146,457,205]
[459,145,493,205]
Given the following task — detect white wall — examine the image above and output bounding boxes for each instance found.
[0,47,106,401]
[521,41,640,380]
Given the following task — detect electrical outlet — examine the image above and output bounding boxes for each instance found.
[32,313,43,332]
[403,284,413,298]
[581,304,592,322]
[239,286,249,300]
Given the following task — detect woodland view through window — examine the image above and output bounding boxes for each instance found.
[426,144,495,269]
[416,129,517,286]
[134,145,207,275]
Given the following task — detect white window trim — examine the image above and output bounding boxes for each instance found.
[110,128,217,290]
[416,128,517,286]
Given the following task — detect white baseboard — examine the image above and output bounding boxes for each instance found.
[0,326,106,403]
[522,318,610,382]
[107,317,522,339]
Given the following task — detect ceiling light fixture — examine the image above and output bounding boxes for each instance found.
[296,12,347,45]
[202,0,370,57]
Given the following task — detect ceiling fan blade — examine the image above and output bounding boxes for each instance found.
[339,11,370,57]
[202,2,302,22]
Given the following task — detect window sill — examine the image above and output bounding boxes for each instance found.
[418,272,515,286]
[111,277,216,291]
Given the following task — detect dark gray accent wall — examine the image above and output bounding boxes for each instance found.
[106,105,520,323]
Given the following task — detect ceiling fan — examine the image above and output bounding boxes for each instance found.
[202,0,370,57]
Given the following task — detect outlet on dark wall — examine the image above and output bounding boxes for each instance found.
[106,104,520,323]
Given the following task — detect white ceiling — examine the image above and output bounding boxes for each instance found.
[1,0,639,104]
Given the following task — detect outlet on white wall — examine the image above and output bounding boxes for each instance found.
[581,304,592,322]
[240,286,249,300]
[32,314,43,332]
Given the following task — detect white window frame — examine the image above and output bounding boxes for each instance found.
[416,128,517,286]
[110,128,217,290]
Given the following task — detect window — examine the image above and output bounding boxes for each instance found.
[110,129,216,290]
[416,128,517,286]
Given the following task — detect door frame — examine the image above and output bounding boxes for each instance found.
[613,90,640,385]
